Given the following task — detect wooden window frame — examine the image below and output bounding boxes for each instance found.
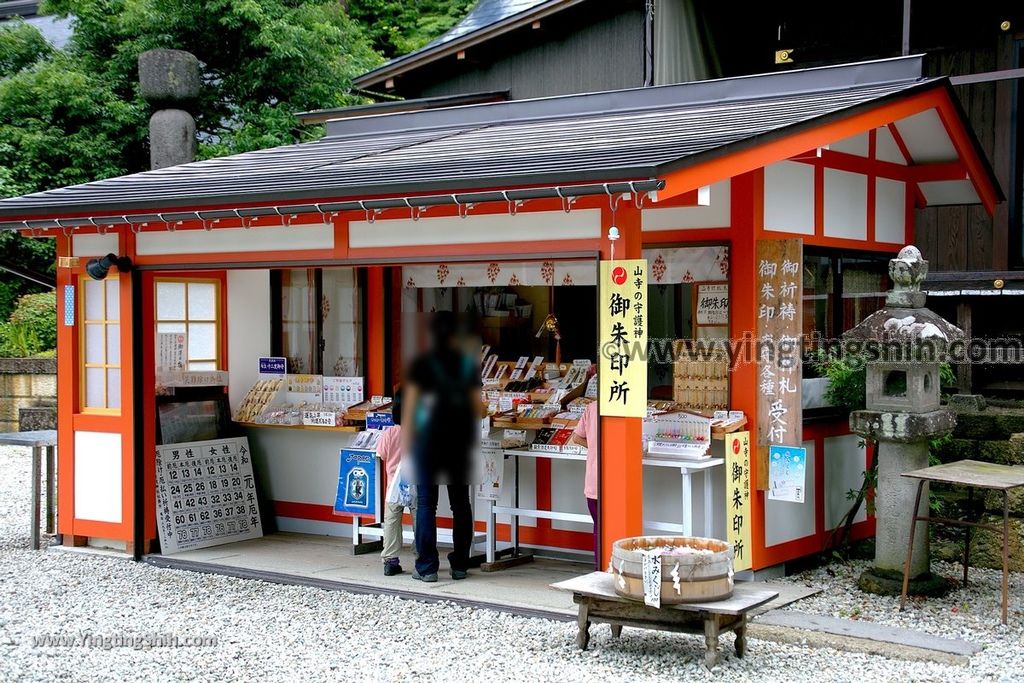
[79,275,121,414]
[154,277,223,370]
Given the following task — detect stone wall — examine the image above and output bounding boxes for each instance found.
[0,358,56,432]
[932,402,1024,571]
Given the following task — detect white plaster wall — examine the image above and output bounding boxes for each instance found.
[824,434,868,530]
[823,169,867,240]
[830,132,869,157]
[227,270,271,411]
[875,178,907,244]
[137,224,333,256]
[893,109,958,163]
[74,431,122,523]
[641,180,731,231]
[765,439,816,547]
[72,233,119,257]
[763,162,814,235]
[875,127,907,164]
[349,209,600,248]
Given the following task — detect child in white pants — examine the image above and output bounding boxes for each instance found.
[376,390,416,575]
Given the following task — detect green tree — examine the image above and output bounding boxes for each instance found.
[348,0,475,59]
[0,1,387,318]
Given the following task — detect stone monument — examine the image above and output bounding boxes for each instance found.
[846,245,962,595]
[138,49,200,169]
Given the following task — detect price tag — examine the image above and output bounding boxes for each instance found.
[498,396,514,412]
[713,410,729,421]
[729,410,745,421]
[572,359,592,368]
[370,395,387,406]
[302,411,337,427]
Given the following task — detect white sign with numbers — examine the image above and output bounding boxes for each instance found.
[155,437,263,554]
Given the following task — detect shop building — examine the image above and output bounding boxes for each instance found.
[0,56,1000,578]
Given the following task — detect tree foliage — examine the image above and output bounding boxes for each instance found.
[348,0,475,59]
[0,1,475,319]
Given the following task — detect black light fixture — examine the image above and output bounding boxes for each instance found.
[85,253,133,281]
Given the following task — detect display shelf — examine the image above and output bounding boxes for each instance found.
[237,421,362,433]
[642,456,725,470]
[503,448,587,462]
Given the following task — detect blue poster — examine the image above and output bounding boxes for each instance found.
[767,445,807,504]
[334,448,377,516]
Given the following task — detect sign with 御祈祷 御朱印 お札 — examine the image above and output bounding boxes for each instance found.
[754,239,802,489]
[599,259,647,418]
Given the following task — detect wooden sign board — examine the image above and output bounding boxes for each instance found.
[754,239,802,490]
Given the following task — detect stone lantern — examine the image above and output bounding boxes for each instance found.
[845,245,963,594]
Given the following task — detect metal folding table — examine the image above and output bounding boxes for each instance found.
[0,430,58,549]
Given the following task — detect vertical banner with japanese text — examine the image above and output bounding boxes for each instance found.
[599,259,647,417]
[725,431,753,571]
[755,239,802,489]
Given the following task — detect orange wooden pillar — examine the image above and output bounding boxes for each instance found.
[54,234,76,539]
[598,201,644,568]
[729,171,765,569]
[365,266,387,397]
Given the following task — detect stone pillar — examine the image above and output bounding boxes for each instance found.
[138,49,200,170]
[875,441,930,575]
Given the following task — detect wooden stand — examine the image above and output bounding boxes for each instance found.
[552,572,777,670]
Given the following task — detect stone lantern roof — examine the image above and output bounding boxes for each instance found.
[843,246,964,357]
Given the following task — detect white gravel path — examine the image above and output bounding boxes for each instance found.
[0,443,1019,682]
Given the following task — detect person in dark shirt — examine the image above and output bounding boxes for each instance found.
[402,312,481,582]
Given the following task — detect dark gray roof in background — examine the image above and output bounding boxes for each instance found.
[1,1,73,48]
[0,56,974,224]
[355,0,577,88]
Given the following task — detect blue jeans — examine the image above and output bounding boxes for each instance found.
[414,484,473,576]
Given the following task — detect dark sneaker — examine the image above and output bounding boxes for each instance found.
[450,569,468,581]
[412,571,438,583]
[383,559,403,576]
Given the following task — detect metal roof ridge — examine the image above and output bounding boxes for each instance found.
[331,55,928,140]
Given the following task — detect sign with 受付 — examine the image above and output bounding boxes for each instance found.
[725,431,753,571]
[335,448,377,517]
[695,283,729,326]
[768,444,806,503]
[599,259,647,418]
[154,437,263,555]
[755,239,802,489]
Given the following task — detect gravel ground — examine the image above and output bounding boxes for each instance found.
[0,444,1020,682]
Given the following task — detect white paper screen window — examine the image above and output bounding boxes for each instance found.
[155,279,221,371]
[81,277,121,411]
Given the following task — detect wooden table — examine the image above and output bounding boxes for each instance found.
[901,459,1024,624]
[551,571,778,669]
[0,430,57,550]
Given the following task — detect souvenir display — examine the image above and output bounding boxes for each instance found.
[233,378,284,423]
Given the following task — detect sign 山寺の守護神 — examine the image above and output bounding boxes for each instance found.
[754,239,802,489]
[725,430,753,571]
[599,259,647,418]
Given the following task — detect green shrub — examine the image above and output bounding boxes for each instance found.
[8,290,56,352]
[0,321,40,357]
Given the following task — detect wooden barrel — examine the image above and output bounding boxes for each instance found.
[610,536,734,604]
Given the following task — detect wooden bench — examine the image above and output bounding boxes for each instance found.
[551,571,778,670]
